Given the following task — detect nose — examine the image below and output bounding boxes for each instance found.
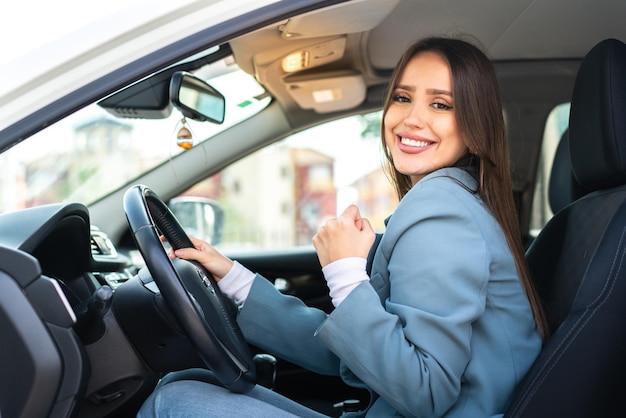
[403,103,425,128]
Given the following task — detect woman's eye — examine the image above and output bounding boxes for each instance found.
[392,94,410,103]
[432,102,452,110]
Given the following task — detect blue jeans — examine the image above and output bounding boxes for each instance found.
[137,369,329,418]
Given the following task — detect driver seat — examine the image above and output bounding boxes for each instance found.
[505,38,626,417]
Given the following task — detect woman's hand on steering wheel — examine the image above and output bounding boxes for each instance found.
[169,236,234,282]
[124,185,256,393]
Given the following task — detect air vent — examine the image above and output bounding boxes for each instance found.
[91,236,104,255]
[90,227,118,258]
[91,235,112,256]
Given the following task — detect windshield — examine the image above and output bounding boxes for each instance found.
[0,58,270,213]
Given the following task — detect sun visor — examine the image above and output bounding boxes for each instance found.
[284,70,366,113]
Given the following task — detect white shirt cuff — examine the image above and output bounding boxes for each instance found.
[322,257,369,307]
[217,260,255,307]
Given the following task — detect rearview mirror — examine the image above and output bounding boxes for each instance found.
[170,71,225,124]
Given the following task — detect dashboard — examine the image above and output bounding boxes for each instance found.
[0,202,133,308]
[0,202,204,417]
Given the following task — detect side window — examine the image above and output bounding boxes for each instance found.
[176,111,398,251]
[529,103,571,237]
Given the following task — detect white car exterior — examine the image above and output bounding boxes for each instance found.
[0,0,280,134]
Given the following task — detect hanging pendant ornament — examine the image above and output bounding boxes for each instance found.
[176,117,194,149]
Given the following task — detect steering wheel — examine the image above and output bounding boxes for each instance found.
[123,184,255,393]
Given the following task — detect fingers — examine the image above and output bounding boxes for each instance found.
[341,205,369,232]
[313,205,375,266]
[174,243,233,281]
[173,246,202,261]
[187,235,202,246]
[359,217,374,234]
[174,242,215,262]
[325,205,365,231]
[194,237,219,254]
[162,233,208,251]
[339,204,361,223]
[318,205,369,232]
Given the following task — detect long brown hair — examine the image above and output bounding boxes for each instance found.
[381,36,549,342]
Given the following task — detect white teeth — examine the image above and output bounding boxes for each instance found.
[400,137,430,147]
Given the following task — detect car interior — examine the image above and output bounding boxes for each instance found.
[506,37,626,418]
[1,0,626,417]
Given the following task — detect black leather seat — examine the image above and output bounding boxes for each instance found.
[505,38,626,417]
[547,128,585,215]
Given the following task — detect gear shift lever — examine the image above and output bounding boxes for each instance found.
[74,285,113,344]
[253,353,277,390]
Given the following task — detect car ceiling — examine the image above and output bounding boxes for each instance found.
[368,0,625,65]
[230,0,626,108]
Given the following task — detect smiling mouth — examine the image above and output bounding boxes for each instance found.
[399,136,433,148]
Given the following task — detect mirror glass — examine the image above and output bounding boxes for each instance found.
[170,71,226,124]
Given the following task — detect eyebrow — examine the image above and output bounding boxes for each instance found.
[427,88,453,97]
[396,84,453,97]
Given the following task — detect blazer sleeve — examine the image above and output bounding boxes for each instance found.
[315,178,491,417]
[237,275,341,376]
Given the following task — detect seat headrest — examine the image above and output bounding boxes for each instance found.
[569,38,626,192]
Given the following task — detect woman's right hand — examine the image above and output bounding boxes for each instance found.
[170,236,234,282]
[312,204,375,267]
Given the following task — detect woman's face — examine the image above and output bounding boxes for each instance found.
[384,51,468,184]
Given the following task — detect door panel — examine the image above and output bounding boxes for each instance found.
[229,247,332,313]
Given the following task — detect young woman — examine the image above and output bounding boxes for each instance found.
[138,36,547,418]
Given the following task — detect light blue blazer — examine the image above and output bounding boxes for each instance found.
[237,167,541,418]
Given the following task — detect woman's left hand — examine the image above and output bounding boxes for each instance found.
[313,204,376,267]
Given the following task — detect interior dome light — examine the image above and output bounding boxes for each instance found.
[282,51,309,73]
